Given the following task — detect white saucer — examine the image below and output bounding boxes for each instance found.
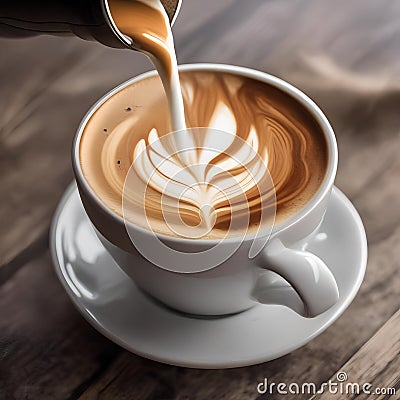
[51,184,367,369]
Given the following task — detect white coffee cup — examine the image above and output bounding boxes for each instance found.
[72,64,339,318]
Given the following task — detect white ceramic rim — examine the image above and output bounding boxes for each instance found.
[72,63,338,247]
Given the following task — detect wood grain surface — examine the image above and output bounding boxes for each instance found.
[312,309,400,400]
[1,0,399,399]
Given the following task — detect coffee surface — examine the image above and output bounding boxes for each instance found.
[80,70,328,238]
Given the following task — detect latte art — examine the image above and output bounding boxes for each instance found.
[125,126,275,238]
[80,71,328,238]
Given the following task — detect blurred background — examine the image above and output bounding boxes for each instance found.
[1,0,399,399]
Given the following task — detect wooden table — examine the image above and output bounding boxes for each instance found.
[1,0,399,399]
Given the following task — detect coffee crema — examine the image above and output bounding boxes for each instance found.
[80,70,328,239]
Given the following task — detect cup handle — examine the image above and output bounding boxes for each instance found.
[253,238,339,318]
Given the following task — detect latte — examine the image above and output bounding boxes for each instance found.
[80,70,328,239]
[81,0,327,239]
